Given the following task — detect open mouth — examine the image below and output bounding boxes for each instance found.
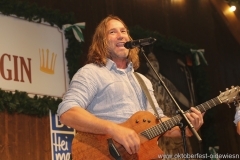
[116,42,125,47]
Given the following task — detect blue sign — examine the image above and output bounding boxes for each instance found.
[50,111,75,160]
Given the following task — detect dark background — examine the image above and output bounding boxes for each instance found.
[2,0,240,159]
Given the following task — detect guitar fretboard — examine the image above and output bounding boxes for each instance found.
[141,97,221,140]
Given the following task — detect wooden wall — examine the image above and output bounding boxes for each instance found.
[0,112,51,159]
[1,0,240,159]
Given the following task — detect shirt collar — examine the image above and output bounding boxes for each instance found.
[106,58,133,73]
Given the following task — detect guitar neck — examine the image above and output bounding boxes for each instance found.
[187,97,221,113]
[141,97,222,140]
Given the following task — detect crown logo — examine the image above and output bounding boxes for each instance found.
[39,49,57,74]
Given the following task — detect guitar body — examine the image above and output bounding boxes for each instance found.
[72,111,164,160]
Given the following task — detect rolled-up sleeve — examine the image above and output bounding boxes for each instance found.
[234,108,240,125]
[57,66,98,116]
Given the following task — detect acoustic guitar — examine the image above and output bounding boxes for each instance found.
[71,86,240,160]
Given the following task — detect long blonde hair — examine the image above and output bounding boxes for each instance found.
[86,15,140,70]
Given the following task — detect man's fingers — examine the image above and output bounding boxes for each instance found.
[185,107,204,129]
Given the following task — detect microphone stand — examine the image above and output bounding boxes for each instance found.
[139,46,202,160]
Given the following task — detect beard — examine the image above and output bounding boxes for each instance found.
[108,48,129,59]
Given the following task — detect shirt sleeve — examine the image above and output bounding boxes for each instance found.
[234,108,240,125]
[57,65,98,116]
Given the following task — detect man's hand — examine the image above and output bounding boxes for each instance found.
[107,124,140,155]
[186,107,204,131]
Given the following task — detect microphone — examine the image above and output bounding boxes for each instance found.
[124,37,156,49]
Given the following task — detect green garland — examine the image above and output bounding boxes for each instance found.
[0,0,75,28]
[0,89,62,117]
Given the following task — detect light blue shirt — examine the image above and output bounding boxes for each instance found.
[234,108,240,125]
[57,59,164,123]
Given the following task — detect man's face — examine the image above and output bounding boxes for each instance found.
[106,19,130,61]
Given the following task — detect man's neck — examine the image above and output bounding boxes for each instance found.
[112,58,128,69]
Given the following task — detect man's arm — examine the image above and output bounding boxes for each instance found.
[237,121,240,135]
[60,107,140,154]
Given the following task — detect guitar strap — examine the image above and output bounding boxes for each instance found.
[133,72,160,120]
